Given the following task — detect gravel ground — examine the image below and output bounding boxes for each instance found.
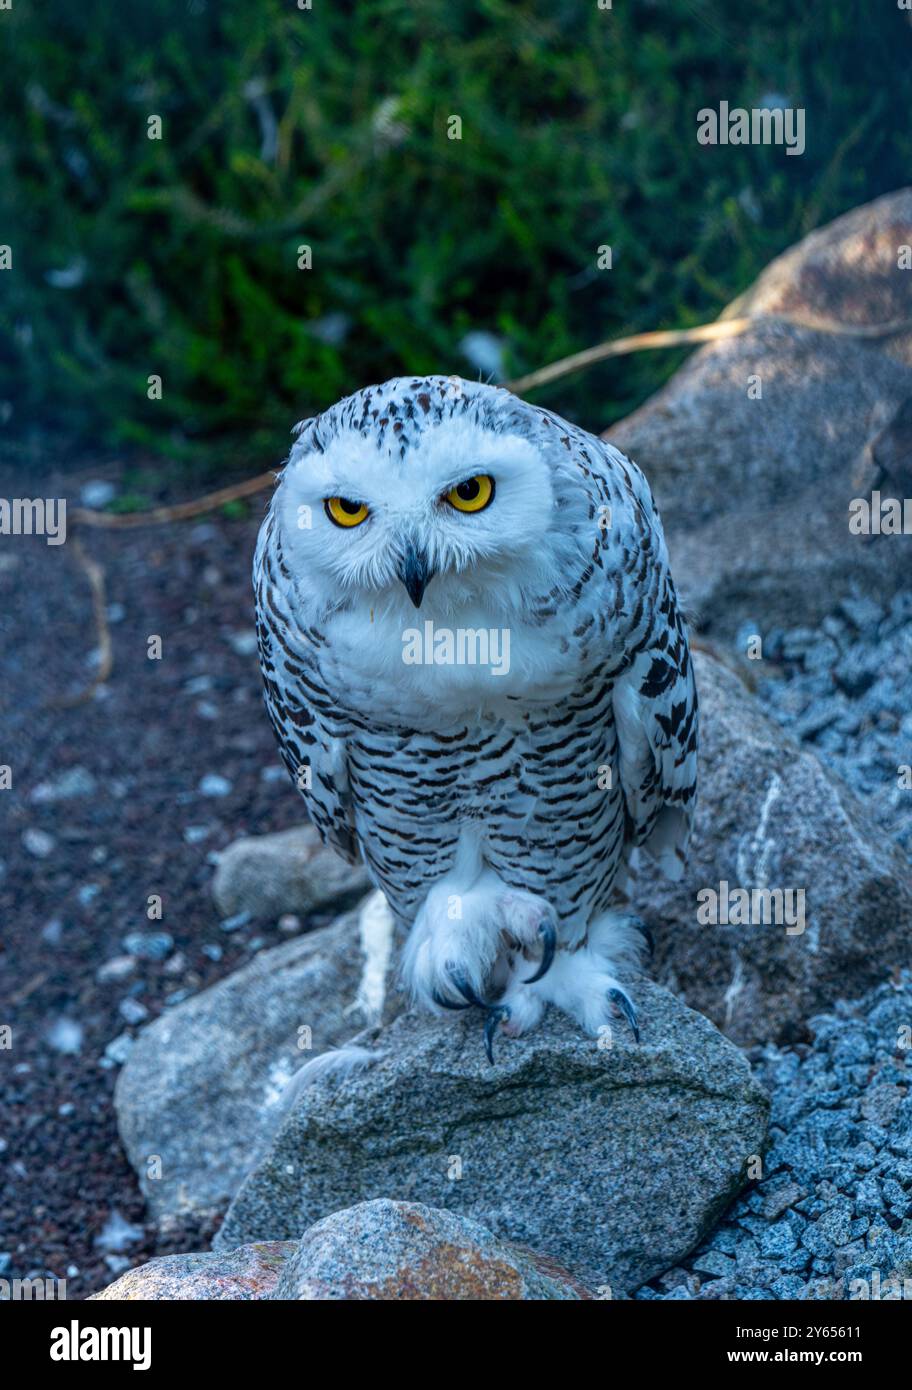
[0,459,337,1298]
[743,589,912,852]
[637,974,912,1300]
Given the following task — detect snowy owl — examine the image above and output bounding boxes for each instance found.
[254,376,697,1059]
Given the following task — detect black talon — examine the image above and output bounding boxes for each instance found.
[609,988,640,1043]
[453,975,485,1008]
[523,918,557,984]
[483,1005,510,1065]
[432,989,472,1011]
[433,967,486,1010]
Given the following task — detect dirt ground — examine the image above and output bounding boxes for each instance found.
[0,456,325,1298]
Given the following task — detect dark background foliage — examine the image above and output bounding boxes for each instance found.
[2,0,911,484]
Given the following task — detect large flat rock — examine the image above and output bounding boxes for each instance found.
[214,980,769,1295]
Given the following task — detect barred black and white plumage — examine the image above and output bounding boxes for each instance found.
[254,375,697,1050]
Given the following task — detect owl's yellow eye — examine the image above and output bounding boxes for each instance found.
[445,474,495,513]
[325,496,370,528]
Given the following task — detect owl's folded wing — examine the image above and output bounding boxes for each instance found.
[611,580,699,882]
[255,528,359,864]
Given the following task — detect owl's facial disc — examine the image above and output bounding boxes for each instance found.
[281,417,554,612]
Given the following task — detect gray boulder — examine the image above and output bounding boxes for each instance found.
[610,188,912,638]
[214,980,769,1295]
[90,1242,295,1300]
[89,1204,588,1301]
[212,824,372,920]
[115,904,402,1225]
[632,652,912,1047]
[271,1199,591,1300]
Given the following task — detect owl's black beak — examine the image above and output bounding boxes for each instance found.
[397,544,434,608]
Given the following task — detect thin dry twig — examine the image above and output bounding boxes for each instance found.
[49,536,114,709]
[503,312,912,395]
[70,469,277,529]
[7,971,51,1008]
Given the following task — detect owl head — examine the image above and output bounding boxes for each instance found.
[272,376,587,618]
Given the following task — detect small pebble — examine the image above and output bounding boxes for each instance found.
[94,1211,144,1253]
[22,828,55,858]
[29,766,97,803]
[118,998,149,1025]
[96,955,137,984]
[102,1033,135,1067]
[220,911,251,934]
[41,917,64,945]
[183,824,212,844]
[122,931,173,961]
[199,773,232,798]
[227,629,258,657]
[80,480,116,509]
[46,1018,84,1056]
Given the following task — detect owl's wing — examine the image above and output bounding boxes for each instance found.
[254,517,359,864]
[611,572,698,881]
